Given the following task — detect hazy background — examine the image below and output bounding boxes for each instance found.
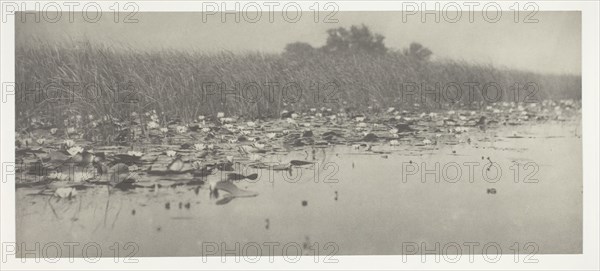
[16,11,581,75]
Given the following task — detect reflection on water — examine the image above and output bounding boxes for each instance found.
[16,121,582,256]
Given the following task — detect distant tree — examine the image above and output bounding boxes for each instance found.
[403,42,433,61]
[321,24,387,55]
[283,42,316,57]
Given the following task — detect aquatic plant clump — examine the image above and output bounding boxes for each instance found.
[15,41,581,133]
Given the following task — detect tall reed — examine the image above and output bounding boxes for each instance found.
[15,41,581,128]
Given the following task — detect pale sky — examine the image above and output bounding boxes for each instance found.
[16,11,581,75]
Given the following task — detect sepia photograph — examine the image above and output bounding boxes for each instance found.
[1,1,598,270]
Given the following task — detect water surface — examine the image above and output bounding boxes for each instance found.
[16,121,582,256]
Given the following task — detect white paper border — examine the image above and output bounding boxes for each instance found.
[1,1,598,270]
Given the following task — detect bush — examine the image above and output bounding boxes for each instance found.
[321,24,387,55]
[283,42,316,58]
[403,42,433,61]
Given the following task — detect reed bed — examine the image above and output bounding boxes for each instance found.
[16,41,581,128]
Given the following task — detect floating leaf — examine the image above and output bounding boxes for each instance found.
[54,187,77,198]
[290,160,314,166]
[48,150,71,163]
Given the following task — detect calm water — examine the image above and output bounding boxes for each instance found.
[16,121,582,256]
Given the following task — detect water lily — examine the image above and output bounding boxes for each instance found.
[127,150,143,157]
[249,153,262,161]
[202,127,211,133]
[66,127,76,134]
[50,128,58,135]
[423,139,432,145]
[390,140,400,146]
[194,143,206,150]
[176,125,188,133]
[217,112,225,118]
[66,146,83,156]
[165,150,176,157]
[253,142,265,149]
[147,121,160,129]
[47,172,69,181]
[266,133,276,139]
[64,139,75,148]
[21,138,32,146]
[36,138,46,145]
[247,121,256,127]
[160,127,169,133]
[355,116,365,122]
[455,127,469,133]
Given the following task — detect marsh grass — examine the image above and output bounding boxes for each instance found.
[16,41,581,129]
